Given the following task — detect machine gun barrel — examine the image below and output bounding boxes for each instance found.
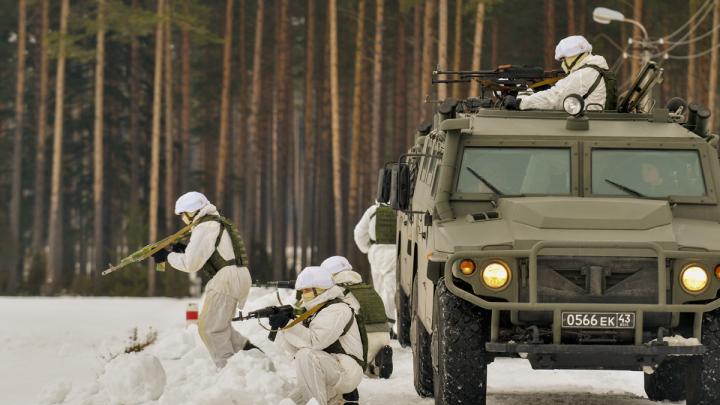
[252,280,296,289]
[101,224,193,276]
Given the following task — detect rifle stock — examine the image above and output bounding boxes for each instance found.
[101,224,193,276]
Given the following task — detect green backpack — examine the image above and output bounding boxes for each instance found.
[372,204,397,245]
[581,64,618,111]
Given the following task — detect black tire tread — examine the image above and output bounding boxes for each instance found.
[397,256,412,348]
[686,309,720,405]
[412,275,434,397]
[433,278,489,405]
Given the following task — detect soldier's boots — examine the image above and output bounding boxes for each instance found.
[375,345,393,379]
[342,388,359,404]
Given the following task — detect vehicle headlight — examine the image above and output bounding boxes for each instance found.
[563,94,585,116]
[481,261,511,290]
[459,259,476,275]
[680,264,709,294]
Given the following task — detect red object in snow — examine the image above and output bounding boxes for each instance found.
[186,302,199,325]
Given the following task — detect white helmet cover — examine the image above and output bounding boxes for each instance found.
[320,256,353,275]
[295,266,335,290]
[174,191,210,215]
[554,35,593,61]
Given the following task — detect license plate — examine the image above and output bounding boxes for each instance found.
[561,312,635,329]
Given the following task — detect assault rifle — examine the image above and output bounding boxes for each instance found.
[252,280,296,289]
[101,224,193,276]
[233,304,296,341]
[433,65,565,96]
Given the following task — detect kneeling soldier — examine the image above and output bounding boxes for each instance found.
[321,256,393,379]
[271,266,363,405]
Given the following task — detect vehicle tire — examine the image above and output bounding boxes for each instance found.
[411,276,434,398]
[643,358,687,401]
[686,309,720,405]
[432,277,490,405]
[397,256,412,348]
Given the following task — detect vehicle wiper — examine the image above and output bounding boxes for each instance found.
[466,167,504,195]
[604,178,648,198]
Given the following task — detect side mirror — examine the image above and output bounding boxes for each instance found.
[390,163,411,211]
[376,168,391,203]
[398,164,411,210]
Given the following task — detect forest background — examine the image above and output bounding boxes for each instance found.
[1,0,718,297]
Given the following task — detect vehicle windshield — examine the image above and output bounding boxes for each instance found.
[457,147,571,195]
[591,149,706,198]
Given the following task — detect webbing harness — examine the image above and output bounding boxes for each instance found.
[300,298,366,368]
[195,215,249,279]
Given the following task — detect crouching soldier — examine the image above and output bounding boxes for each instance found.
[271,266,363,405]
[321,256,393,379]
[151,191,256,368]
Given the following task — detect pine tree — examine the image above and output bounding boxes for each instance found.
[93,0,107,288]
[46,0,71,295]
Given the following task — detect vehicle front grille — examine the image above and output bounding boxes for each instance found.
[522,256,659,304]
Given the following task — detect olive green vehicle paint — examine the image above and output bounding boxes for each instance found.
[385,99,720,402]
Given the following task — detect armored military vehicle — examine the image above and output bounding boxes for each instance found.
[379,63,720,405]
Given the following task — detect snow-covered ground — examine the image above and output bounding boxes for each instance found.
[0,291,681,405]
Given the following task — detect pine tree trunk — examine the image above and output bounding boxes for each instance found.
[452,0,463,97]
[272,0,289,278]
[421,0,435,119]
[32,0,50,252]
[129,0,142,208]
[543,0,556,70]
[394,16,406,159]
[470,1,486,96]
[408,3,422,137]
[566,0,576,35]
[164,0,175,234]
[301,0,316,268]
[232,0,246,228]
[45,0,70,295]
[688,0,698,101]
[93,0,106,287]
[216,0,234,206]
[348,0,365,255]
[180,0,191,193]
[630,0,643,80]
[9,0,27,293]
[490,17,498,69]
[708,0,720,128]
[370,0,384,188]
[329,0,343,252]
[437,0,448,100]
[148,0,165,297]
[247,0,264,244]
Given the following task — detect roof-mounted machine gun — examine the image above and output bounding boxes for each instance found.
[433,65,566,100]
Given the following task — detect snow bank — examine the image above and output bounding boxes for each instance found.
[662,335,702,346]
[100,353,166,404]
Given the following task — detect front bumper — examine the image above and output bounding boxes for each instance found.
[443,240,720,344]
[486,342,706,370]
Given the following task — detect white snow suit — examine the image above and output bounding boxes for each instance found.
[519,54,609,111]
[332,270,390,375]
[277,286,364,405]
[167,203,252,368]
[354,204,397,325]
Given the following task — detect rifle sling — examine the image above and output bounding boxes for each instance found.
[581,64,605,100]
[282,301,329,330]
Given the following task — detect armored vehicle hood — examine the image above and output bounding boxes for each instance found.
[434,197,720,252]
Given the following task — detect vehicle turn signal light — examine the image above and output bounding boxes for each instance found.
[715,265,720,280]
[459,259,476,275]
[482,261,511,290]
[680,264,709,294]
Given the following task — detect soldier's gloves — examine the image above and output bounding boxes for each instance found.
[171,242,187,253]
[502,95,519,110]
[152,249,170,263]
[269,312,293,330]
